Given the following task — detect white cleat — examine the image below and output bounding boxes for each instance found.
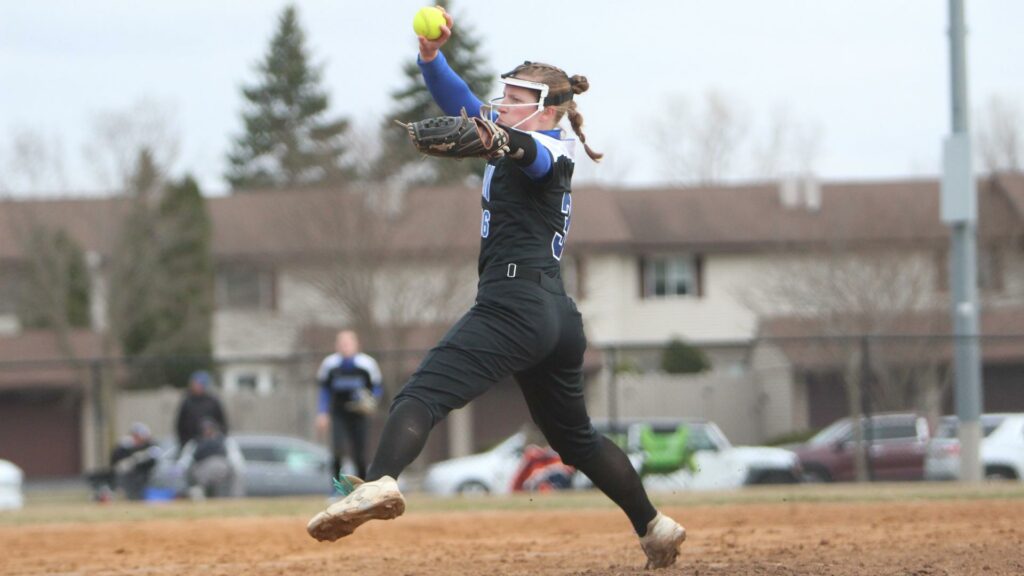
[306,475,405,542]
[639,512,686,569]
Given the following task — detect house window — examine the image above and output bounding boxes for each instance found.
[235,372,259,393]
[216,264,275,310]
[225,367,276,395]
[641,255,701,298]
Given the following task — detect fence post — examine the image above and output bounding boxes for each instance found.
[607,346,619,435]
[90,359,106,470]
[860,336,875,481]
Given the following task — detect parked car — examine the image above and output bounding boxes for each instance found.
[150,433,332,498]
[422,419,801,495]
[234,434,333,496]
[422,432,528,496]
[925,413,1024,481]
[0,458,24,510]
[793,413,931,482]
[627,419,802,491]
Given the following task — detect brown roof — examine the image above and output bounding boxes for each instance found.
[607,175,1023,251]
[2,174,1022,262]
[0,197,128,259]
[759,307,1024,369]
[0,330,111,390]
[995,173,1024,224]
[206,186,484,260]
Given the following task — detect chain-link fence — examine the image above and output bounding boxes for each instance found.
[583,334,1024,447]
[0,348,432,477]
[2,334,1023,477]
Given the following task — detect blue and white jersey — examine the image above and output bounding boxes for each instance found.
[478,132,575,275]
[419,51,577,276]
[317,353,383,414]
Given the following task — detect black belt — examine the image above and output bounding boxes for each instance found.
[479,263,564,293]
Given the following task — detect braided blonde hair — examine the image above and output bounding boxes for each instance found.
[503,62,603,162]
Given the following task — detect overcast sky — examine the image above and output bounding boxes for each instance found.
[2,0,1021,196]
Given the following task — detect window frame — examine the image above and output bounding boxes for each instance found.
[216,262,276,311]
[639,254,702,299]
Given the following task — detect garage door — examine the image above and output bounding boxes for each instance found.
[0,389,82,478]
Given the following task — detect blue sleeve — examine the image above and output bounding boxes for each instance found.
[522,138,553,180]
[318,387,330,414]
[418,51,485,118]
[317,358,331,414]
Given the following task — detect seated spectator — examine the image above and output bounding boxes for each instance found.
[179,418,245,500]
[110,422,161,501]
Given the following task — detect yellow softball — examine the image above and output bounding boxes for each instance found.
[413,6,445,40]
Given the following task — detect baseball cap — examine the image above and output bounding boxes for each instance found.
[190,370,213,389]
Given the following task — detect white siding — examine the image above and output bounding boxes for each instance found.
[578,248,950,346]
[579,253,762,344]
[214,311,305,358]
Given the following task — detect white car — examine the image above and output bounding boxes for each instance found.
[0,459,24,510]
[925,413,1024,481]
[631,419,802,492]
[422,432,528,495]
[421,420,801,495]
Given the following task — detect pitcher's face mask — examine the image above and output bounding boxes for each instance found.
[482,78,548,129]
[480,63,572,129]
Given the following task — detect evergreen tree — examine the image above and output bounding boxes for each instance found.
[19,228,91,330]
[152,175,215,387]
[108,149,163,369]
[108,152,214,388]
[373,0,493,185]
[226,4,352,191]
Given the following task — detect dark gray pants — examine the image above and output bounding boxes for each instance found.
[331,410,370,479]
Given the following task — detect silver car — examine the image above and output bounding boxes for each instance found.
[150,434,332,498]
[233,434,332,496]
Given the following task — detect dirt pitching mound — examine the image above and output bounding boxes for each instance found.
[2,496,1023,575]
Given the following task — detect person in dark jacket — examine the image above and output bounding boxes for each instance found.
[110,422,161,501]
[175,370,228,451]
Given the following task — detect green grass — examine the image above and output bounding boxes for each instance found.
[4,482,1023,527]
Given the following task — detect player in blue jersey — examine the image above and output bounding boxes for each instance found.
[316,330,383,483]
[307,8,685,569]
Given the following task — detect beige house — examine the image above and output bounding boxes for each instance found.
[2,173,1023,476]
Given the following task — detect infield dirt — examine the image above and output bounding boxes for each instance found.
[2,486,1023,575]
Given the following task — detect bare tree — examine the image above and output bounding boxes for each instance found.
[0,130,85,352]
[287,185,475,395]
[650,90,748,185]
[83,98,180,192]
[743,249,950,481]
[749,105,823,181]
[0,131,102,464]
[572,142,631,186]
[2,105,196,465]
[649,93,825,186]
[0,129,69,196]
[976,95,1023,174]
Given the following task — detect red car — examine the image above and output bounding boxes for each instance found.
[793,413,931,482]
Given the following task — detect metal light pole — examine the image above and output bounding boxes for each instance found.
[942,0,983,482]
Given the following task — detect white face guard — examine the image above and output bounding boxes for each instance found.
[480,76,551,129]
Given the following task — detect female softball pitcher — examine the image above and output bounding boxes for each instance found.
[307,7,686,569]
